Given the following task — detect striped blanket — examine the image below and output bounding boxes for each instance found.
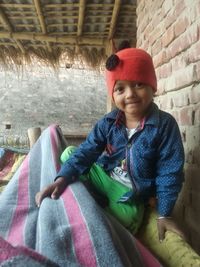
[0,125,162,267]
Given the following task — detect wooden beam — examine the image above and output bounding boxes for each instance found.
[7,11,34,15]
[0,32,104,45]
[85,4,113,8]
[15,39,26,53]
[44,4,79,8]
[0,8,12,31]
[77,0,86,36]
[108,0,121,39]
[0,42,17,46]
[33,0,52,52]
[0,8,25,53]
[33,0,46,33]
[8,16,38,20]
[0,4,34,9]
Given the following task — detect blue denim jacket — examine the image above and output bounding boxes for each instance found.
[57,102,184,216]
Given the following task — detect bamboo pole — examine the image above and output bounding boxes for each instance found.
[0,32,104,45]
[0,9,12,31]
[77,0,86,36]
[8,16,38,20]
[0,8,25,53]
[33,0,46,33]
[15,39,25,53]
[44,4,79,8]
[33,0,52,52]
[0,4,34,8]
[108,0,121,39]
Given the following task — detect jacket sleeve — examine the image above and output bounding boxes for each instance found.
[155,115,184,216]
[56,117,107,182]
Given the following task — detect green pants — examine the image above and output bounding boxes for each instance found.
[61,146,144,233]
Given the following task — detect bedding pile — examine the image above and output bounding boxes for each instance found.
[0,125,162,267]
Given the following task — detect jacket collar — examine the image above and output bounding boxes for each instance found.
[106,102,160,128]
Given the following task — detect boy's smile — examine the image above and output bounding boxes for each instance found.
[113,80,154,123]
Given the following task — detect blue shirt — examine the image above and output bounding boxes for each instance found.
[57,102,184,216]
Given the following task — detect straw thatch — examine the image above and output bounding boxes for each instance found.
[0,0,137,69]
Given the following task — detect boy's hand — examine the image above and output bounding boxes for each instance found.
[35,176,68,207]
[157,217,186,242]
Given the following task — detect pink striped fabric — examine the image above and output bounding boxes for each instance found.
[0,236,19,261]
[50,125,61,173]
[7,155,29,245]
[62,188,98,267]
[49,125,98,266]
[0,236,59,266]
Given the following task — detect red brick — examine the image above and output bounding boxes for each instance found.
[143,23,154,40]
[162,10,176,29]
[151,0,165,12]
[186,23,199,46]
[137,15,149,33]
[196,61,200,80]
[159,95,173,110]
[156,78,165,95]
[174,0,186,17]
[185,149,194,164]
[171,54,187,72]
[189,84,200,104]
[193,147,200,165]
[188,4,200,24]
[161,25,175,47]
[166,64,197,91]
[188,41,200,63]
[148,26,163,46]
[186,126,200,150]
[194,104,200,125]
[168,24,198,59]
[157,62,172,79]
[161,0,174,17]
[168,35,188,58]
[179,126,186,142]
[136,0,145,14]
[153,50,168,68]
[151,39,162,57]
[170,110,179,122]
[174,16,190,37]
[140,40,151,54]
[179,106,194,125]
[172,89,189,107]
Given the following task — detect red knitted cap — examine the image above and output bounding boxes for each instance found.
[105,48,157,96]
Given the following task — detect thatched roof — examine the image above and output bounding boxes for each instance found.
[0,1,137,69]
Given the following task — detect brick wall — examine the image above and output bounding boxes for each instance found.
[137,0,200,253]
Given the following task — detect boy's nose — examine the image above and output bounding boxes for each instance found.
[125,86,137,98]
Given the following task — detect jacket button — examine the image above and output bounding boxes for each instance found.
[127,143,132,148]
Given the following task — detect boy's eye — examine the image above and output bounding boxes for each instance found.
[133,83,144,89]
[114,86,124,93]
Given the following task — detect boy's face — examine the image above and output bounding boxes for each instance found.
[113,80,154,119]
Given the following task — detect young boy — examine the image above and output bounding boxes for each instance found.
[35,47,185,242]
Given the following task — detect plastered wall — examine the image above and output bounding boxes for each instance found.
[0,65,107,145]
[137,0,200,253]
